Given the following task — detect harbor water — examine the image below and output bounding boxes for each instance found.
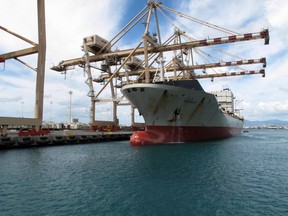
[0,129,288,215]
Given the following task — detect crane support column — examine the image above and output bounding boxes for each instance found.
[34,0,46,124]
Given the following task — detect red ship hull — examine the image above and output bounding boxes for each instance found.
[130,125,242,145]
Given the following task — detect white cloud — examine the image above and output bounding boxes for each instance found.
[252,101,288,120]
[266,0,288,43]
[258,101,288,112]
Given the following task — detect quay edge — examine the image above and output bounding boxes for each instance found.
[0,131,132,150]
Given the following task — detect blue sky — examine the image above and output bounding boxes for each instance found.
[0,0,288,124]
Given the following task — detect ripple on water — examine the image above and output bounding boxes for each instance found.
[0,132,288,215]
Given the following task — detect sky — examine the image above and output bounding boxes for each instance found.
[0,0,288,125]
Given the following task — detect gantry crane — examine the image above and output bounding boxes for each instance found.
[0,0,46,136]
[51,1,269,129]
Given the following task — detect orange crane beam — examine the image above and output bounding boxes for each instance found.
[0,25,39,60]
[194,69,265,79]
[163,69,265,81]
[0,47,38,60]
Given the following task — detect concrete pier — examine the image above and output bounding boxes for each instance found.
[0,130,132,150]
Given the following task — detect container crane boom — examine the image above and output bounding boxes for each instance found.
[93,58,266,82]
[51,29,269,72]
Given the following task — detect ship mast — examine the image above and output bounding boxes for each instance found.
[51,1,269,128]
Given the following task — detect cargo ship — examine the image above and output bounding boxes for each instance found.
[119,2,268,145]
[122,80,244,145]
[52,1,269,145]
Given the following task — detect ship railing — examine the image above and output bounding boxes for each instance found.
[115,80,141,88]
[221,108,244,121]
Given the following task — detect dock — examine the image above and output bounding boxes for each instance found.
[0,130,132,150]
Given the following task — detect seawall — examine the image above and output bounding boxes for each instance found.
[0,130,132,150]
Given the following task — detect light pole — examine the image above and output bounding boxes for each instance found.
[49,101,53,122]
[68,91,73,124]
[21,101,24,118]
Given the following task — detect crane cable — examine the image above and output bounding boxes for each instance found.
[160,4,239,35]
